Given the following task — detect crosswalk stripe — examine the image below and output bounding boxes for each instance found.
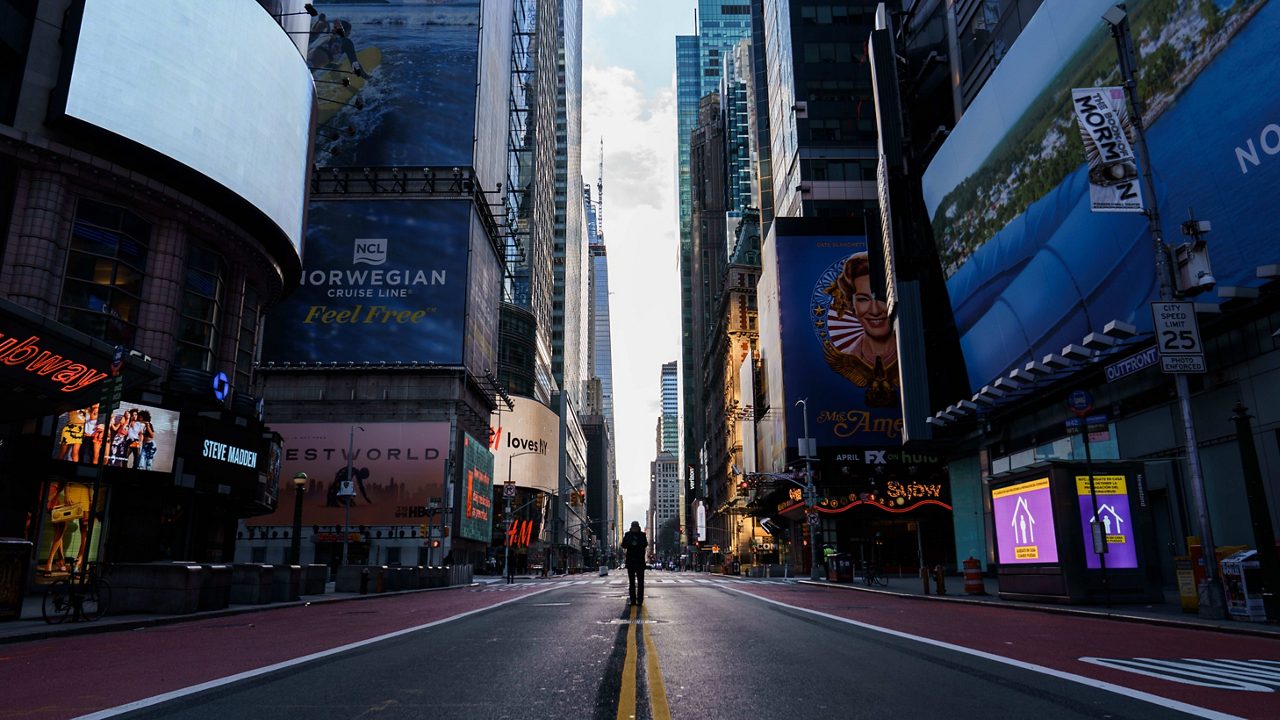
[1080,657,1280,692]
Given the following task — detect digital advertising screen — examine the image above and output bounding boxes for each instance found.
[774,228,903,448]
[491,397,561,493]
[1076,474,1139,569]
[922,0,1280,389]
[992,477,1059,565]
[459,432,494,542]
[261,200,471,364]
[53,402,180,474]
[245,422,449,527]
[61,0,313,256]
[308,1,481,167]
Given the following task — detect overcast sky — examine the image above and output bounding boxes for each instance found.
[582,1,694,528]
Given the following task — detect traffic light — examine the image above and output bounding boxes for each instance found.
[430,539,441,548]
[418,523,427,537]
[737,480,749,497]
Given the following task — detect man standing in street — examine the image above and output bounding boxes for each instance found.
[620,521,648,606]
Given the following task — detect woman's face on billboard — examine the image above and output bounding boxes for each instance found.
[852,274,891,341]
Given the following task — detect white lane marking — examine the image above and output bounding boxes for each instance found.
[74,585,558,719]
[725,587,1243,720]
[1080,657,1280,692]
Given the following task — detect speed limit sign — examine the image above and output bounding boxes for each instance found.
[1151,301,1206,373]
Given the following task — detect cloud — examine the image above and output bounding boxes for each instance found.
[582,64,678,528]
[585,0,631,20]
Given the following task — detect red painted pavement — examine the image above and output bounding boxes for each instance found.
[736,584,1280,719]
[0,585,546,720]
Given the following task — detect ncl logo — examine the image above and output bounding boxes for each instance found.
[353,238,387,266]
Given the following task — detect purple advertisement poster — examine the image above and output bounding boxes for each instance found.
[992,477,1059,564]
[1076,475,1138,569]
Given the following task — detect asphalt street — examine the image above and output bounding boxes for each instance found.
[2,571,1276,720]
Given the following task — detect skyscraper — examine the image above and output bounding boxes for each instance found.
[675,1,753,553]
[660,361,679,455]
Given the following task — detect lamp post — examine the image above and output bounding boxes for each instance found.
[341,425,364,567]
[504,450,540,584]
[289,471,308,565]
[1102,5,1224,618]
[795,399,821,581]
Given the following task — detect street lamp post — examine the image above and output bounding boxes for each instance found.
[1102,5,1224,618]
[504,450,540,584]
[796,399,821,581]
[341,425,364,567]
[289,471,308,565]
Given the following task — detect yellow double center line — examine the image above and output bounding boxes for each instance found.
[616,604,671,720]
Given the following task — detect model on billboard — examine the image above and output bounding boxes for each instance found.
[820,252,899,407]
[326,465,372,507]
[44,479,91,574]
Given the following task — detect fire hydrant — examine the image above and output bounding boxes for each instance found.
[933,564,946,595]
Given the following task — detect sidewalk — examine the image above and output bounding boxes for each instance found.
[0,578,491,645]
[796,572,1280,638]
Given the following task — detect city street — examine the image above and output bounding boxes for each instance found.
[2,571,1276,720]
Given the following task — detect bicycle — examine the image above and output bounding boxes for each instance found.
[42,564,110,624]
[860,562,888,587]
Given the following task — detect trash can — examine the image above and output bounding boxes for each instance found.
[0,538,33,621]
[827,553,853,582]
[1221,550,1266,622]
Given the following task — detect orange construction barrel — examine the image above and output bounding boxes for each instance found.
[963,556,986,595]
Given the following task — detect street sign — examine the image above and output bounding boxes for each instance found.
[503,481,516,498]
[1105,345,1158,382]
[806,512,819,526]
[1160,355,1206,374]
[1067,389,1094,417]
[337,480,356,497]
[1151,301,1206,374]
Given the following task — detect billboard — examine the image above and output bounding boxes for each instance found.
[459,432,494,542]
[245,422,449,527]
[61,0,313,256]
[922,0,1280,389]
[53,402,180,473]
[774,230,903,448]
[491,396,561,493]
[992,477,1060,565]
[309,2,481,167]
[261,200,471,364]
[1076,474,1139,569]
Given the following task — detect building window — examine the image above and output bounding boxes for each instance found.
[175,244,226,372]
[59,198,150,347]
[235,285,261,389]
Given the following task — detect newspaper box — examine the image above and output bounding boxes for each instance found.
[1220,550,1266,622]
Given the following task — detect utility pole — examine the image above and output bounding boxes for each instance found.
[1103,4,1225,618]
[796,399,821,581]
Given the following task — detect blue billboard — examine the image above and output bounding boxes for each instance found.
[776,232,903,447]
[922,0,1280,389]
[261,200,470,364]
[310,1,480,167]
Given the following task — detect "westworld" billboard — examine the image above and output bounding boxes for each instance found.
[245,422,449,528]
[922,0,1280,388]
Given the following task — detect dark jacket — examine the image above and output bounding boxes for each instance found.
[621,529,648,569]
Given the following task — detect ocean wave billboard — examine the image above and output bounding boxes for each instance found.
[308,1,480,167]
[261,199,470,364]
[922,0,1279,389]
[774,223,904,448]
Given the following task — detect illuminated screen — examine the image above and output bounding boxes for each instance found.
[1076,475,1139,569]
[260,200,471,364]
[491,397,561,493]
[991,477,1059,564]
[774,228,903,447]
[459,433,494,542]
[63,0,313,256]
[246,422,449,527]
[922,0,1280,388]
[53,401,181,474]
